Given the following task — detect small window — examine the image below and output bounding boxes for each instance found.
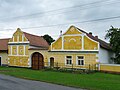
[66,56,72,65]
[77,56,84,65]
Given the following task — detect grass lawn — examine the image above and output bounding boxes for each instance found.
[0,66,120,90]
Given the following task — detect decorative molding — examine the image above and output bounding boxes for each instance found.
[69,38,76,42]
[8,41,29,44]
[8,55,29,57]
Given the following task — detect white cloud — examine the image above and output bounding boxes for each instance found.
[0,0,120,42]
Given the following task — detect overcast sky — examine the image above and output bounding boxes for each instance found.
[0,0,120,42]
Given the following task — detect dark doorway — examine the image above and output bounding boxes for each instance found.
[50,57,54,68]
[0,57,1,66]
[32,52,44,70]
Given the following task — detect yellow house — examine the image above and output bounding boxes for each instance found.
[48,26,114,70]
[8,28,49,69]
[0,38,9,66]
[1,25,114,70]
[48,26,99,69]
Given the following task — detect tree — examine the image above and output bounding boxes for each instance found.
[105,26,120,64]
[43,34,55,45]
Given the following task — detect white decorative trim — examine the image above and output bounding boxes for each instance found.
[10,46,12,55]
[63,26,83,35]
[8,55,29,56]
[24,45,25,55]
[17,45,18,55]
[100,64,120,66]
[63,34,83,37]
[76,55,85,66]
[69,38,76,42]
[51,50,99,51]
[81,34,84,50]
[65,55,73,65]
[8,41,29,44]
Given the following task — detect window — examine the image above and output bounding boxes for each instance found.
[77,56,84,65]
[66,56,72,65]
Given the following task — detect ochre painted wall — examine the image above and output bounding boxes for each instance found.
[52,37,62,50]
[47,52,98,69]
[100,64,120,72]
[0,52,8,65]
[64,26,82,35]
[64,36,82,50]
[8,28,30,67]
[9,56,29,67]
[51,26,99,51]
[84,36,98,50]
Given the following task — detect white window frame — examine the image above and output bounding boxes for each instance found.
[76,56,85,66]
[65,56,73,65]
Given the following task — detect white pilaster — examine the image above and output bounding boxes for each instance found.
[24,45,26,55]
[10,46,12,55]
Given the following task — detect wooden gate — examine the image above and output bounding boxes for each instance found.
[32,52,44,70]
[0,57,1,66]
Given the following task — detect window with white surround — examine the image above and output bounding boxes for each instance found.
[66,56,72,65]
[77,56,84,65]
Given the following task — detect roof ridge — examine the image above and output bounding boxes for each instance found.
[75,26,111,50]
[23,31,42,37]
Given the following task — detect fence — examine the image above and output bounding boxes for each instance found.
[44,62,98,71]
[100,64,120,73]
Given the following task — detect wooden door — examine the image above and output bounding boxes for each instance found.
[0,57,1,66]
[50,57,54,67]
[32,52,44,70]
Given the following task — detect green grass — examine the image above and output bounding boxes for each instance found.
[0,66,120,90]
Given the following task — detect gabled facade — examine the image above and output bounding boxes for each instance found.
[48,26,100,68]
[8,28,30,67]
[0,25,114,70]
[8,28,49,68]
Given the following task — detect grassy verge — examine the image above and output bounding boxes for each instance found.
[0,66,120,90]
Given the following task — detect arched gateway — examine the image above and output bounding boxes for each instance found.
[32,52,44,70]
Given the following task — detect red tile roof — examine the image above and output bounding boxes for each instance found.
[76,27,112,50]
[0,38,10,51]
[23,32,49,48]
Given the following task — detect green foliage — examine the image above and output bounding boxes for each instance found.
[105,26,120,64]
[1,67,120,90]
[43,34,55,45]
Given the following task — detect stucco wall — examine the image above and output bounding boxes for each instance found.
[99,47,114,64]
[0,52,8,65]
[100,64,120,72]
[47,52,98,69]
